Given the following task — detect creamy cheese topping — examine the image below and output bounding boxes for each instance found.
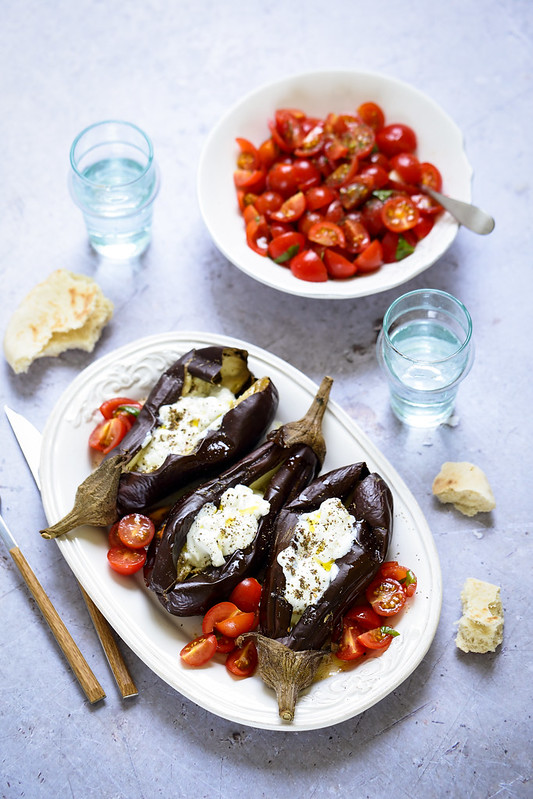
[177,484,271,576]
[277,497,356,615]
[132,382,235,473]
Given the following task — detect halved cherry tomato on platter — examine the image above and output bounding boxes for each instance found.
[267,231,305,264]
[202,601,239,634]
[215,610,257,638]
[336,621,367,661]
[381,195,420,232]
[379,561,418,597]
[342,218,371,254]
[376,123,417,156]
[89,416,130,455]
[339,176,373,210]
[266,162,300,196]
[289,249,328,282]
[325,157,359,188]
[340,123,375,158]
[246,216,269,255]
[419,162,443,192]
[235,137,261,171]
[255,190,283,216]
[305,185,338,211]
[357,626,399,652]
[366,576,406,616]
[357,101,385,131]
[99,397,142,420]
[228,577,263,613]
[234,168,266,192]
[344,604,382,630]
[108,522,122,548]
[225,640,258,678]
[117,513,155,550]
[215,635,237,654]
[180,634,218,667]
[107,545,147,576]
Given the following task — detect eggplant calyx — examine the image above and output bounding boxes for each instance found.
[238,632,328,722]
[40,453,127,539]
[268,376,333,467]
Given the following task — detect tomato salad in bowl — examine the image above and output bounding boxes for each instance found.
[198,70,472,300]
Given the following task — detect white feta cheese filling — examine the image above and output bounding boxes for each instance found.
[277,497,357,615]
[132,382,235,473]
[178,484,271,574]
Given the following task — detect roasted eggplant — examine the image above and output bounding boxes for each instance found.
[240,462,393,721]
[147,377,333,616]
[41,346,278,539]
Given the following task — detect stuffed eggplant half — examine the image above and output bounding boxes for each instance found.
[146,377,333,617]
[239,462,393,721]
[41,346,278,539]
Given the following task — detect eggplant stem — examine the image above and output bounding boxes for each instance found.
[270,376,332,466]
[40,453,127,539]
[239,633,327,722]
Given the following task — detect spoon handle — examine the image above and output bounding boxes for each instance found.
[424,186,495,235]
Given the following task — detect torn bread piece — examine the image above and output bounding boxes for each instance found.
[4,269,113,374]
[432,461,495,517]
[456,577,504,653]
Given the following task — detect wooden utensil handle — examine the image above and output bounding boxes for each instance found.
[79,586,138,698]
[10,546,105,704]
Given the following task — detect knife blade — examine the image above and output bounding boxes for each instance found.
[4,405,138,699]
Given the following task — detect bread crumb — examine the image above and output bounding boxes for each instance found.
[456,577,503,653]
[432,461,495,516]
[4,270,113,374]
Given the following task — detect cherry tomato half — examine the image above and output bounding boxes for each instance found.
[99,397,142,420]
[202,601,239,635]
[267,231,306,264]
[357,101,385,131]
[229,577,263,613]
[379,561,418,597]
[381,196,420,232]
[180,634,218,667]
[357,626,399,651]
[89,416,130,455]
[107,545,147,576]
[117,513,155,550]
[390,152,421,185]
[323,249,356,280]
[354,239,384,273]
[344,604,382,630]
[307,220,346,248]
[269,191,306,223]
[336,621,366,661]
[376,123,417,157]
[290,249,328,282]
[215,610,257,638]
[366,577,406,616]
[225,640,258,678]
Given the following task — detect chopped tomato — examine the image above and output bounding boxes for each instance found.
[267,231,305,264]
[412,215,434,240]
[342,219,371,254]
[255,190,283,216]
[246,216,269,255]
[234,168,266,192]
[357,101,385,131]
[379,561,418,597]
[215,610,257,638]
[344,604,382,630]
[108,522,122,548]
[357,626,399,651]
[307,220,346,248]
[376,123,417,156]
[390,152,421,185]
[419,162,442,192]
[202,601,239,634]
[215,635,236,654]
[89,416,130,455]
[324,249,357,279]
[107,545,146,575]
[339,176,373,210]
[117,513,155,550]
[366,576,406,616]
[381,230,400,263]
[325,157,359,188]
[229,577,262,613]
[411,192,443,216]
[294,123,326,157]
[235,137,261,171]
[341,123,375,158]
[305,185,337,211]
[354,239,384,273]
[225,640,258,678]
[269,191,306,223]
[336,621,366,661]
[99,397,142,420]
[381,195,420,232]
[180,634,218,667]
[289,249,328,282]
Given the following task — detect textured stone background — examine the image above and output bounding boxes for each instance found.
[1,1,531,797]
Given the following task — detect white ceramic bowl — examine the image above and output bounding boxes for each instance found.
[197,70,472,300]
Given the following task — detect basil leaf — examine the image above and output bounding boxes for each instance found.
[274,244,300,264]
[117,405,141,417]
[396,235,415,261]
[373,189,394,201]
[380,626,400,637]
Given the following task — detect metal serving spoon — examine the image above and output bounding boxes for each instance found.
[422,185,495,235]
